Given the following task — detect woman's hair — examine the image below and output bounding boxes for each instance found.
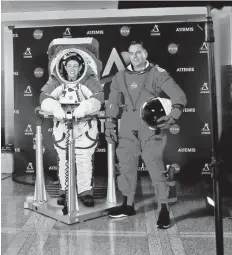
[63,54,83,67]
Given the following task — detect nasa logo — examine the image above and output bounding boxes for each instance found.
[169,124,180,134]
[34,68,44,78]
[120,26,130,36]
[168,43,178,54]
[33,29,43,39]
[130,82,138,89]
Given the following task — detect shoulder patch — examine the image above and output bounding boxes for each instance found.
[156,65,166,73]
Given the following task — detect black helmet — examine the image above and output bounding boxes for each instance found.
[140,97,172,130]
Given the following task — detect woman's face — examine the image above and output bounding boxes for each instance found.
[64,60,80,80]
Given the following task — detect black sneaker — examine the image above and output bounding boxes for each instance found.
[156,204,170,229]
[57,194,66,206]
[108,204,136,218]
[80,195,94,207]
[108,196,136,218]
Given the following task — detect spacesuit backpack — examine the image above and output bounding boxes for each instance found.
[46,37,103,108]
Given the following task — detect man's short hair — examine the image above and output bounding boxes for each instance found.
[128,40,145,51]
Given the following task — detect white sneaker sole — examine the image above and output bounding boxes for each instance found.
[109,214,128,218]
[156,224,170,229]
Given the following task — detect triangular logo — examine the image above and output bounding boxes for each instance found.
[204,164,210,171]
[201,82,209,91]
[202,163,211,175]
[202,123,210,132]
[151,24,159,33]
[102,48,125,77]
[24,86,32,94]
[27,162,33,170]
[200,42,208,51]
[63,27,71,36]
[25,124,32,133]
[24,48,32,55]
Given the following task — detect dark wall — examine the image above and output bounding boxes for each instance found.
[221,65,232,131]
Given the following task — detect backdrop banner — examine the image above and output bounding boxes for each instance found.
[12,22,211,185]
[221,65,232,130]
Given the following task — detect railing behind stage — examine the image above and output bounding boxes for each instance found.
[24,107,123,224]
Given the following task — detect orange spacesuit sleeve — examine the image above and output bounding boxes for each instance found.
[156,70,187,120]
[39,76,60,105]
[83,74,104,104]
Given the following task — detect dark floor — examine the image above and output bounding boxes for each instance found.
[1,174,232,255]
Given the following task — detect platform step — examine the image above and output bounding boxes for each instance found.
[45,184,117,198]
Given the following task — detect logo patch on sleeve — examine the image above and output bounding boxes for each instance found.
[156,65,166,72]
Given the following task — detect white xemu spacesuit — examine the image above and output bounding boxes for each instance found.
[39,38,104,207]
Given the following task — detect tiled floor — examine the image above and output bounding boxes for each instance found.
[1,174,232,255]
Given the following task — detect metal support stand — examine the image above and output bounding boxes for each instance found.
[205,5,224,255]
[64,119,79,216]
[107,143,117,204]
[24,109,123,224]
[33,125,49,203]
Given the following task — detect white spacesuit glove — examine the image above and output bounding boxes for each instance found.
[73,107,86,119]
[53,108,66,120]
[41,98,66,120]
[73,98,101,119]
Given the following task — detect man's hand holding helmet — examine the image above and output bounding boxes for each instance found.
[157,115,176,129]
[157,104,184,129]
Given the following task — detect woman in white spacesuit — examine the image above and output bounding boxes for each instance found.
[40,52,104,207]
